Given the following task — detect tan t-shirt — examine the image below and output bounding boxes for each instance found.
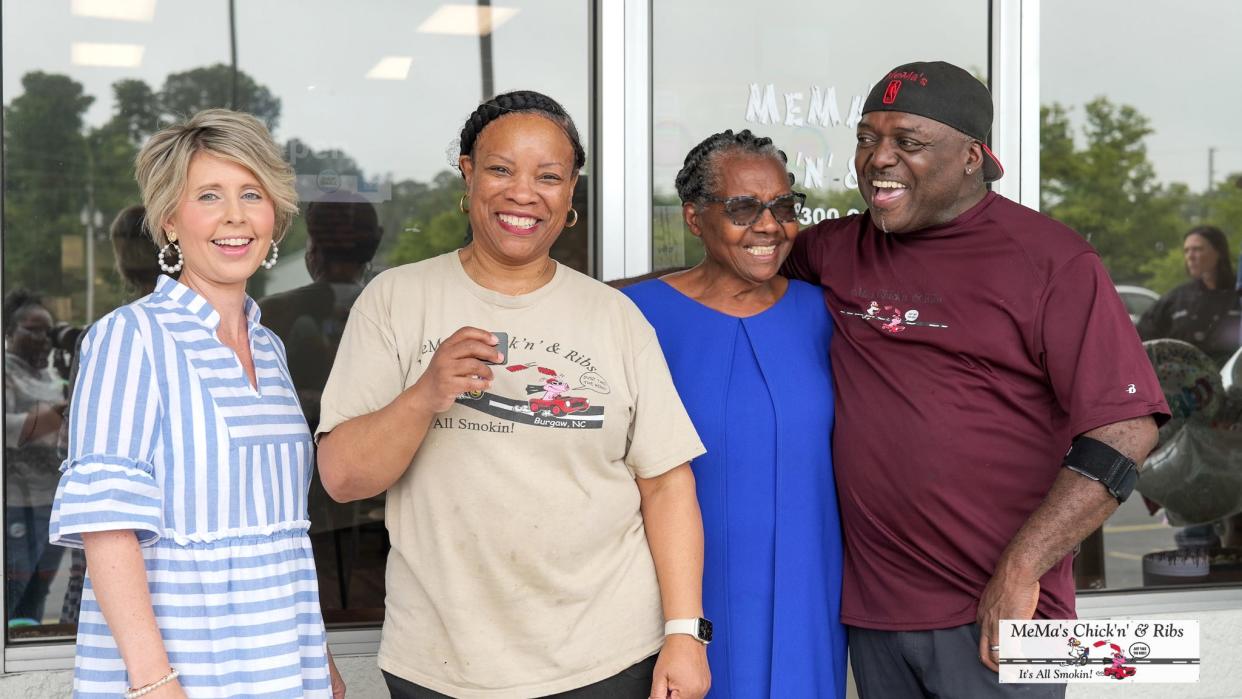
[318,251,705,698]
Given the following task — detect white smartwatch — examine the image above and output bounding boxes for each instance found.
[665,617,713,645]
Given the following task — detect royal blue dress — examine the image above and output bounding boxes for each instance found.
[623,279,846,698]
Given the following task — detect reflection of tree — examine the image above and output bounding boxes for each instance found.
[3,72,93,295]
[160,64,281,130]
[386,172,466,266]
[1040,99,1195,289]
[109,80,162,144]
[3,66,288,320]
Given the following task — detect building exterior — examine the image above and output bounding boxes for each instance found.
[2,1,1239,696]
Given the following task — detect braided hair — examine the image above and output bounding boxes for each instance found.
[456,90,586,173]
[3,288,45,337]
[674,129,793,205]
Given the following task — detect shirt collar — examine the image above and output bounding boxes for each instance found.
[154,274,262,330]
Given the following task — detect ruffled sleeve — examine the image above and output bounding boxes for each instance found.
[49,311,164,548]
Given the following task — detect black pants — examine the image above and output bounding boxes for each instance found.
[850,624,1067,699]
[384,655,657,699]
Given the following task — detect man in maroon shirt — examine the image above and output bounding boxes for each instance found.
[783,61,1168,697]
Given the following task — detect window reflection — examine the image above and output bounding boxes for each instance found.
[4,290,68,630]
[1042,0,1242,591]
[652,0,986,268]
[3,0,591,640]
[259,194,388,621]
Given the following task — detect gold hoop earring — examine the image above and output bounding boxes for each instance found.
[459,194,469,214]
[565,208,579,229]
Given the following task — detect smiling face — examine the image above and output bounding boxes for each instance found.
[164,152,276,292]
[855,111,983,234]
[1183,233,1221,285]
[685,152,799,286]
[459,113,578,267]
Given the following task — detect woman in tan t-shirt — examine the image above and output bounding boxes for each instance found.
[317,91,710,699]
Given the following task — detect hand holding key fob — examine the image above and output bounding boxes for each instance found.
[488,332,509,365]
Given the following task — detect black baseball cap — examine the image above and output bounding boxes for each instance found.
[862,61,1004,182]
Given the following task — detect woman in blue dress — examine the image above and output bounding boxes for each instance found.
[49,110,343,698]
[623,129,846,698]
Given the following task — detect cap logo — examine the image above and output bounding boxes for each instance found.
[882,79,902,105]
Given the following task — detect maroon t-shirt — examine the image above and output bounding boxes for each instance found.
[784,192,1168,630]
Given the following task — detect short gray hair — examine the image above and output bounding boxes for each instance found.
[135,108,297,247]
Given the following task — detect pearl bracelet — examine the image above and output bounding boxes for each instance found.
[124,668,179,698]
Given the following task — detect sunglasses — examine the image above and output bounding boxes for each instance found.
[702,192,806,227]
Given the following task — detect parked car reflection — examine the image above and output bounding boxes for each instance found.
[1116,284,1159,325]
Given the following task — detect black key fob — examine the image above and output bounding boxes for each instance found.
[488,332,509,364]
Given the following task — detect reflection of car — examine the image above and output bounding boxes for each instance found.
[529,396,589,416]
[1115,284,1159,325]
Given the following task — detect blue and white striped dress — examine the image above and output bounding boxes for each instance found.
[50,276,331,698]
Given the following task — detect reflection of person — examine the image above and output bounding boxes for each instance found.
[623,130,846,697]
[57,204,162,626]
[49,109,343,698]
[317,91,711,699]
[1137,226,1241,366]
[259,194,384,610]
[260,194,383,432]
[783,61,1168,697]
[110,204,166,296]
[4,289,68,627]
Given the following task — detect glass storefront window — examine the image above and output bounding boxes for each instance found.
[651,1,988,270]
[1041,0,1242,592]
[2,0,592,642]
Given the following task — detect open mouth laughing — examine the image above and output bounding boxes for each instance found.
[870,179,909,207]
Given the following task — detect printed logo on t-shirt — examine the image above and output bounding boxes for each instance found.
[427,336,609,432]
[841,299,949,334]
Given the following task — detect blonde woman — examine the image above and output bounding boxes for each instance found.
[49,109,343,698]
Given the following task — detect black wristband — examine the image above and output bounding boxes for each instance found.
[1062,436,1139,503]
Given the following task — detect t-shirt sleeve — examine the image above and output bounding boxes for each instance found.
[624,331,706,479]
[1037,252,1170,436]
[50,312,163,549]
[316,285,406,441]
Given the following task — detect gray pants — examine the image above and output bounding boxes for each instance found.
[850,624,1067,699]
[384,655,657,699]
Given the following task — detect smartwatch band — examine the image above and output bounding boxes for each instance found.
[665,618,712,645]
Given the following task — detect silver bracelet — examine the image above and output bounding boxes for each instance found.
[124,668,179,699]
